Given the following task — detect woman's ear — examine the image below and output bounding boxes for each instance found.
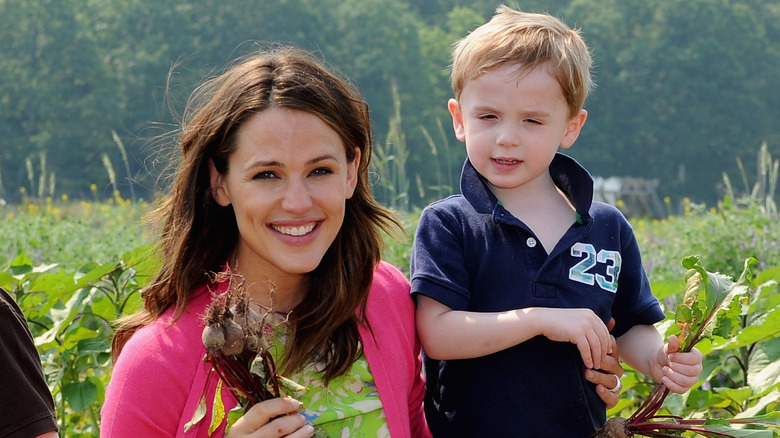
[208,159,231,206]
[345,147,361,199]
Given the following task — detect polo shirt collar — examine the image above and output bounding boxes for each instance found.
[459,152,594,222]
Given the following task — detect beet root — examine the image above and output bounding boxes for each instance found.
[593,417,631,438]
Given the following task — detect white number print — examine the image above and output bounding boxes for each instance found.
[568,242,621,293]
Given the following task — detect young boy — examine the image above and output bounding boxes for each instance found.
[411,6,703,437]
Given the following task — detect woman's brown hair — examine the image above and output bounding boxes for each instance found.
[112,45,401,381]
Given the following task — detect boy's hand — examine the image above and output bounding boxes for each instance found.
[536,308,610,369]
[656,334,703,394]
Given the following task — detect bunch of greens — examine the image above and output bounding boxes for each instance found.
[596,256,780,437]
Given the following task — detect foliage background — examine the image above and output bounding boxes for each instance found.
[2,188,779,436]
[1,0,779,208]
[2,0,780,435]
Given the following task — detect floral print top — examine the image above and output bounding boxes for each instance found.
[265,311,390,438]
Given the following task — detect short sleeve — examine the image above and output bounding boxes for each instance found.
[410,202,472,310]
[610,217,665,337]
[0,288,58,438]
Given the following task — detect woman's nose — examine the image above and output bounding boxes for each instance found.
[281,179,313,213]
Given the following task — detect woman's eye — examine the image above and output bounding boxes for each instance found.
[310,167,334,177]
[252,171,277,180]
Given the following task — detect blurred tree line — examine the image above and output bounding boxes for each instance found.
[0,0,778,209]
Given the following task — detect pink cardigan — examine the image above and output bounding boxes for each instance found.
[101,261,430,438]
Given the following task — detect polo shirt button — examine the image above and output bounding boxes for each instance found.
[526,237,537,248]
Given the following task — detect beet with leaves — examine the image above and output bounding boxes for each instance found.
[185,271,289,433]
[594,256,780,438]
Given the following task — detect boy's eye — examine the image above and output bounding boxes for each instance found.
[477,114,497,120]
[526,118,543,125]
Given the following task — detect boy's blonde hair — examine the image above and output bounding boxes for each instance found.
[451,5,593,118]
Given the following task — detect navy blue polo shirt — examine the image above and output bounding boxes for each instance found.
[410,153,665,437]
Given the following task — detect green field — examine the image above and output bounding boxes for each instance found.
[2,193,779,436]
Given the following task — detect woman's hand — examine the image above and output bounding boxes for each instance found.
[585,335,624,409]
[585,319,624,409]
[228,397,314,438]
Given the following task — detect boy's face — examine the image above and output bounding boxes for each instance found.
[448,62,586,192]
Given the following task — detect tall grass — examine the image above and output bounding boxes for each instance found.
[371,79,459,210]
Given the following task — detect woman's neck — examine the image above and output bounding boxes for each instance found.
[228,258,304,313]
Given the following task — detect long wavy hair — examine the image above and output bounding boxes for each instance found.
[112,45,401,381]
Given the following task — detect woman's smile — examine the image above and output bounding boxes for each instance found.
[271,222,317,237]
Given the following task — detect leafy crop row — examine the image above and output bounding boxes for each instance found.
[1,192,778,436]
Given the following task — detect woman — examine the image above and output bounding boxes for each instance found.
[101,46,428,438]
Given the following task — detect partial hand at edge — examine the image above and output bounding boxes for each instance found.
[585,319,624,409]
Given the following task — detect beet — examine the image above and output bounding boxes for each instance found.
[201,324,225,352]
[222,318,245,355]
[593,418,631,438]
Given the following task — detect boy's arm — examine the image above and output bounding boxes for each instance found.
[414,294,611,369]
[616,325,703,394]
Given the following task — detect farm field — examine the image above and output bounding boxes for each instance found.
[2,194,779,436]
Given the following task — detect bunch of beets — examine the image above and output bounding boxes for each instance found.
[200,272,282,409]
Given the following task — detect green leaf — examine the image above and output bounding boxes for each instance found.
[226,405,246,434]
[650,280,685,301]
[0,271,15,289]
[62,379,98,412]
[737,388,780,418]
[76,335,110,356]
[121,243,161,287]
[9,252,33,275]
[714,306,780,350]
[60,327,99,350]
[714,387,752,407]
[34,287,91,350]
[676,256,756,351]
[90,293,118,320]
[73,261,119,289]
[753,266,780,286]
[28,270,78,314]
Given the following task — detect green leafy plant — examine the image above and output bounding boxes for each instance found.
[596,256,780,437]
[1,244,159,437]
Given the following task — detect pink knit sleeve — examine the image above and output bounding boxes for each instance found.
[101,319,195,437]
[363,262,431,438]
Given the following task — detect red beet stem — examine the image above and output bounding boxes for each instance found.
[628,384,670,424]
[629,420,740,438]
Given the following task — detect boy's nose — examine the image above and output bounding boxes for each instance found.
[496,123,520,148]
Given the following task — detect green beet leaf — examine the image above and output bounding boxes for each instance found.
[676,255,757,353]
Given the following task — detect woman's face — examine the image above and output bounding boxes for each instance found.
[210,107,359,289]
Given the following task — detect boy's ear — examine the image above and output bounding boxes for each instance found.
[560,109,588,150]
[208,159,231,206]
[448,98,467,142]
